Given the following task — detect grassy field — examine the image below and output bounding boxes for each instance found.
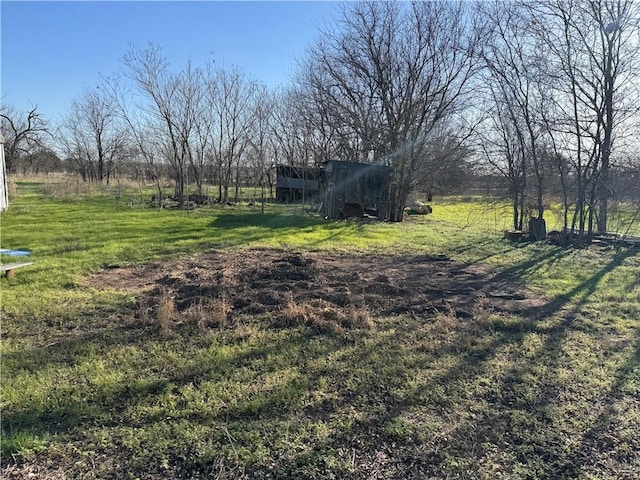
[1,180,639,479]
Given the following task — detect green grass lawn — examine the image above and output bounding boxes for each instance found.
[1,181,639,479]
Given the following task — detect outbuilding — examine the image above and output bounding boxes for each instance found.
[275,164,322,203]
[321,160,390,220]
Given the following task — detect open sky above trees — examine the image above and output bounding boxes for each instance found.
[1,1,339,120]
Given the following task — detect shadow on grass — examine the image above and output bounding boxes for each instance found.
[258,248,640,478]
[210,212,324,230]
[491,245,566,283]
[559,330,640,476]
[1,325,348,474]
[522,247,639,320]
[2,248,639,478]
[450,246,640,477]
[207,213,357,248]
[448,237,513,263]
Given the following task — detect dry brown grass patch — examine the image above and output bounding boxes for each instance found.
[185,295,232,330]
[433,305,463,333]
[277,293,312,328]
[39,179,99,199]
[347,306,375,330]
[136,290,178,336]
[156,291,177,336]
[276,294,374,333]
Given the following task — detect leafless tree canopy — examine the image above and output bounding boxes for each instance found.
[59,88,128,183]
[1,105,51,173]
[474,0,640,241]
[298,1,480,220]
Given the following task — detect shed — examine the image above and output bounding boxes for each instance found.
[275,165,322,202]
[0,132,8,211]
[321,160,390,220]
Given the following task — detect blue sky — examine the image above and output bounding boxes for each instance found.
[1,1,340,123]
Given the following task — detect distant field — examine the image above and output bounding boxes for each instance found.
[1,180,639,479]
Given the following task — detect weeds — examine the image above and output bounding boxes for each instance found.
[139,292,234,336]
[185,295,232,330]
[137,290,177,336]
[433,305,463,333]
[277,293,375,333]
[39,179,97,199]
[347,304,375,330]
[156,291,177,336]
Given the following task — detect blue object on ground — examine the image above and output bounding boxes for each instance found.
[0,249,31,257]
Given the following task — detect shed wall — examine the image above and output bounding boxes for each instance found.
[323,161,390,219]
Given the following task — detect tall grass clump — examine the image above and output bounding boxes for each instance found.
[277,293,374,333]
[184,295,232,330]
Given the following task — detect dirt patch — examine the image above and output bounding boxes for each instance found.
[87,248,545,330]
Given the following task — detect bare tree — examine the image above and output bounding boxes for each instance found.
[188,62,214,200]
[530,0,640,242]
[208,66,258,204]
[60,87,128,183]
[0,105,51,173]
[18,147,63,175]
[478,1,550,238]
[299,1,480,221]
[270,88,325,169]
[245,85,276,211]
[478,90,528,231]
[102,74,167,207]
[588,0,640,232]
[122,44,199,205]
